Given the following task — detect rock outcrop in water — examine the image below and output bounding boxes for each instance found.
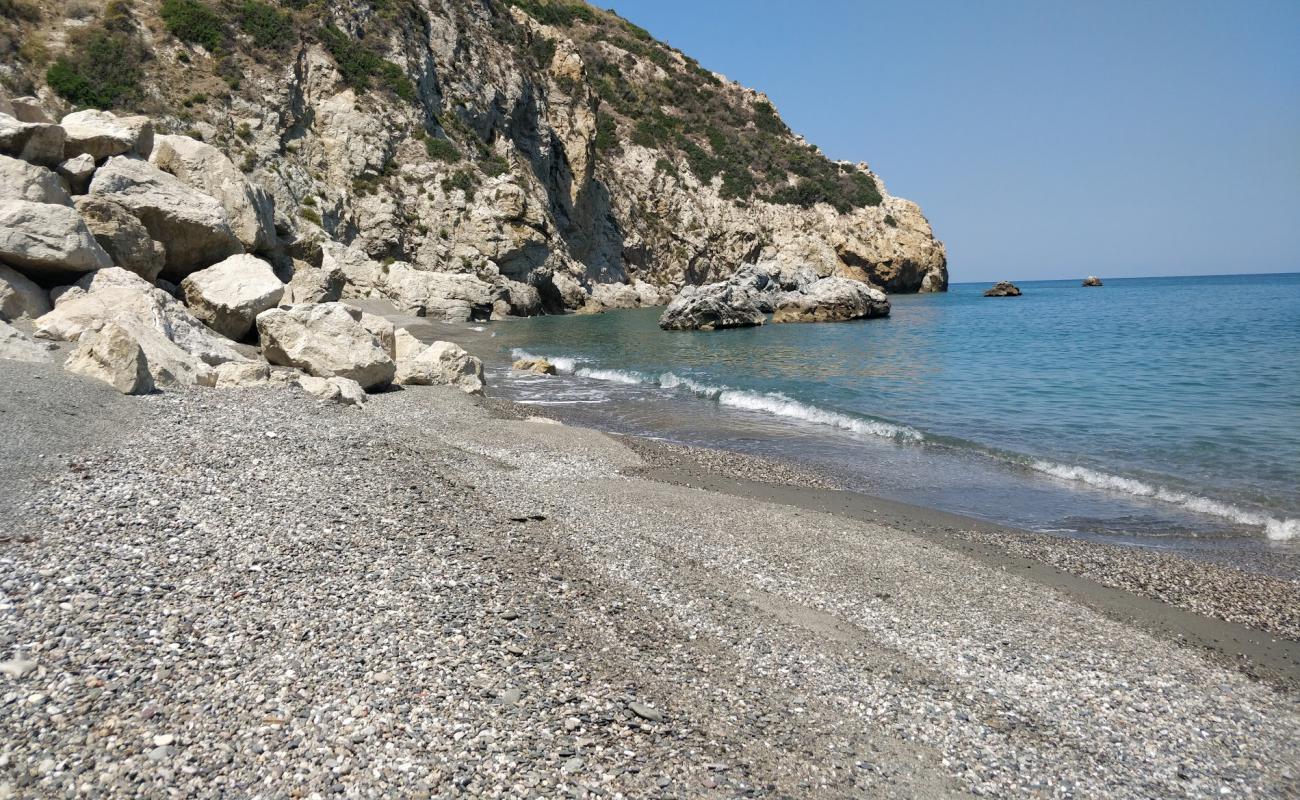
[1082,276,1103,287]
[984,281,1022,297]
[0,0,945,315]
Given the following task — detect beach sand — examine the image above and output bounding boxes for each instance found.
[1,357,1297,797]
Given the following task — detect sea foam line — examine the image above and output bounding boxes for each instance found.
[509,349,922,442]
[1029,460,1299,541]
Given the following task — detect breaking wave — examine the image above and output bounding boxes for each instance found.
[1030,461,1299,541]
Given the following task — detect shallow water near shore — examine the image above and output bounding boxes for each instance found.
[484,273,1300,565]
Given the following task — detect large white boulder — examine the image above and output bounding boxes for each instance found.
[256,303,395,389]
[0,155,72,205]
[35,268,243,386]
[0,265,51,322]
[180,254,284,340]
[284,261,344,304]
[57,154,97,195]
[0,319,56,363]
[63,322,154,395]
[295,375,368,406]
[380,262,497,322]
[392,329,484,395]
[150,134,274,252]
[60,110,154,161]
[73,196,166,283]
[89,156,242,279]
[0,113,65,166]
[771,276,890,323]
[0,199,112,281]
[658,284,766,331]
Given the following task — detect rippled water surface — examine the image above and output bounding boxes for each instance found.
[482,273,1300,557]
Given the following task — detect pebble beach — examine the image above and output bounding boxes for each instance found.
[2,359,1298,798]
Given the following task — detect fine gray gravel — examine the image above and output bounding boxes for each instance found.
[2,364,1298,798]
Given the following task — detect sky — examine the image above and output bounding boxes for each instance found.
[597,0,1300,283]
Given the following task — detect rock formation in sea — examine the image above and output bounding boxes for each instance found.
[1082,275,1103,287]
[0,0,946,319]
[984,281,1022,297]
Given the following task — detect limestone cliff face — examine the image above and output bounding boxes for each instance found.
[2,0,947,306]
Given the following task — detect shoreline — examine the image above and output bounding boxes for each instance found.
[3,361,1298,795]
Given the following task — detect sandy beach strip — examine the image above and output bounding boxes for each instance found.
[1,361,1297,797]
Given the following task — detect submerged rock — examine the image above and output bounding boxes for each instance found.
[772,277,890,324]
[512,357,556,375]
[983,281,1022,297]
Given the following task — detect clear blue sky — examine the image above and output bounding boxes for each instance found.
[597,0,1300,283]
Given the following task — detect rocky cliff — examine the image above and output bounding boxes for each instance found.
[1,0,947,316]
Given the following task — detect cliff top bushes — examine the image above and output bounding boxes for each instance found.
[46,3,145,109]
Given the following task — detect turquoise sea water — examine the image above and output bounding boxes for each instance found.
[486,273,1300,556]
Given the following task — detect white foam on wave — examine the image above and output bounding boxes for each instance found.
[574,367,646,385]
[1030,460,1299,540]
[715,390,924,441]
[657,372,722,398]
[510,349,580,374]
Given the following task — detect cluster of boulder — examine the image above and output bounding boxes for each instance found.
[0,101,482,403]
[658,262,891,331]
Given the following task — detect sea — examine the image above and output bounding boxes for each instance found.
[482,273,1300,564]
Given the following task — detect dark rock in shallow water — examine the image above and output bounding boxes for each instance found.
[1082,275,1103,287]
[983,281,1022,297]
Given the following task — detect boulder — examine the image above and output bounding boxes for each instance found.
[0,113,65,166]
[393,330,484,394]
[381,262,498,322]
[213,360,271,388]
[772,277,890,324]
[34,268,242,386]
[284,261,344,304]
[73,196,166,283]
[0,264,51,322]
[589,282,641,311]
[57,154,97,195]
[983,281,1022,297]
[512,357,556,375]
[8,97,52,124]
[658,285,766,331]
[60,110,154,161]
[358,310,396,358]
[295,374,368,406]
[0,155,72,205]
[632,279,667,307]
[89,156,243,279]
[1082,276,1103,287]
[150,134,275,252]
[180,254,284,340]
[497,278,542,317]
[63,323,154,395]
[0,199,112,281]
[256,303,395,389]
[0,319,56,363]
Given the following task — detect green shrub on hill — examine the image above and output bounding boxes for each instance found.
[506,0,597,27]
[46,18,145,109]
[237,0,295,50]
[160,0,226,52]
[319,24,415,102]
